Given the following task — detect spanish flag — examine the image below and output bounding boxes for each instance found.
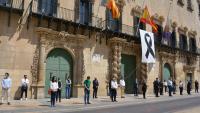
[140,6,158,32]
[106,0,120,19]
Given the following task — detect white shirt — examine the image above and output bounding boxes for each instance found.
[179,82,183,88]
[167,80,173,86]
[50,82,58,92]
[111,80,118,89]
[66,79,71,85]
[163,81,167,86]
[21,78,29,86]
[120,79,125,87]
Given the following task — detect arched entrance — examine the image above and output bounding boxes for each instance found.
[45,48,73,98]
[163,63,172,81]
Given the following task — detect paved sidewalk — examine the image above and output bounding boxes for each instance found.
[0,91,200,113]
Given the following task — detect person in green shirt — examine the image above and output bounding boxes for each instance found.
[84,76,91,104]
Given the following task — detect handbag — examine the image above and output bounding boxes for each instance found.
[48,89,52,95]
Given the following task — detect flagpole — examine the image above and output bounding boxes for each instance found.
[135,0,146,36]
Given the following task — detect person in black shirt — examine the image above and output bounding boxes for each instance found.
[142,81,147,99]
[93,78,99,98]
[159,81,163,95]
[56,78,62,102]
[187,80,192,95]
[153,78,160,97]
[195,80,199,93]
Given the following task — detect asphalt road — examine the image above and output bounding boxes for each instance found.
[64,97,200,113]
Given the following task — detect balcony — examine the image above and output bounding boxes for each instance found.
[0,0,24,10]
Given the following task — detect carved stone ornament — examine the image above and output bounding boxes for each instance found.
[171,21,178,28]
[131,5,143,16]
[188,30,197,38]
[178,26,187,35]
[151,13,165,25]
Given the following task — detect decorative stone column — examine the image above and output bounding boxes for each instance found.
[73,35,86,97]
[36,33,46,98]
[109,37,126,79]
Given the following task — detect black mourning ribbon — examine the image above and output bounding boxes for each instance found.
[144,33,155,58]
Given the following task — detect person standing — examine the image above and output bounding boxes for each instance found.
[56,78,62,102]
[66,77,71,99]
[50,76,58,107]
[20,75,29,101]
[1,73,12,105]
[110,77,118,102]
[163,80,167,93]
[195,80,199,93]
[173,80,176,94]
[159,81,163,95]
[84,76,91,104]
[187,80,192,95]
[167,78,173,96]
[153,78,160,97]
[93,78,99,99]
[133,79,138,96]
[119,77,125,98]
[179,80,183,95]
[142,81,147,99]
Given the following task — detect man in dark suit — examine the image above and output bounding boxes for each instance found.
[153,78,160,97]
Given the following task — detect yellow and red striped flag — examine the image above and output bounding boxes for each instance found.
[106,0,120,19]
[140,6,158,32]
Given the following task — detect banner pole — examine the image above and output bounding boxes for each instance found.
[135,0,146,36]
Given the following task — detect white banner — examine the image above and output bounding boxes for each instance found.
[139,29,156,63]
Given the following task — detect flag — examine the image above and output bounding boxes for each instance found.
[106,0,120,19]
[162,19,172,41]
[140,29,156,63]
[140,6,158,32]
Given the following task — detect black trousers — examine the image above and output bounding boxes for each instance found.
[160,88,163,95]
[179,87,183,95]
[93,87,98,98]
[111,89,117,101]
[164,86,167,92]
[51,91,57,106]
[56,89,61,102]
[21,88,28,98]
[134,88,138,96]
[195,87,199,93]
[155,89,159,97]
[187,89,191,95]
[143,91,146,99]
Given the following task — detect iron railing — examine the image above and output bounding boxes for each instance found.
[0,0,24,9]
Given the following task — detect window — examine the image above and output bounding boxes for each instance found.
[189,38,196,52]
[187,0,193,11]
[134,16,146,36]
[153,24,163,44]
[0,0,11,6]
[179,34,188,51]
[106,9,121,32]
[38,0,57,16]
[170,30,177,48]
[79,0,92,25]
[199,4,200,16]
[177,0,184,6]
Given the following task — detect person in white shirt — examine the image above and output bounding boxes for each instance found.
[111,77,118,102]
[20,75,29,101]
[1,73,12,105]
[167,78,173,96]
[120,77,125,98]
[179,80,183,95]
[163,80,167,93]
[66,76,72,99]
[50,76,58,107]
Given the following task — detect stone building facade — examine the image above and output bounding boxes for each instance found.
[0,0,199,99]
